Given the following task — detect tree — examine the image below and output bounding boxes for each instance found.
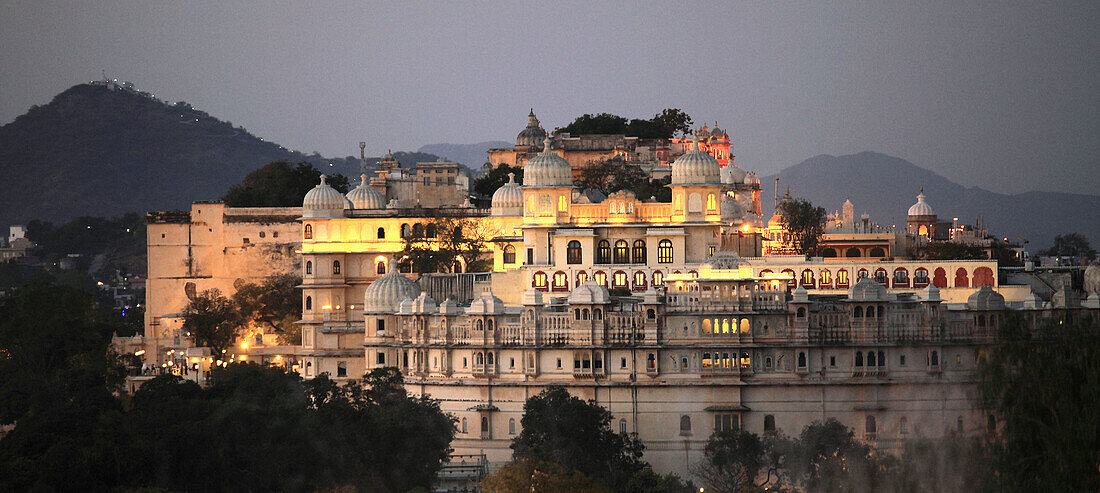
[231,273,303,344]
[777,198,827,257]
[785,419,895,493]
[556,109,694,139]
[917,242,987,260]
[474,164,523,198]
[575,156,649,196]
[693,430,782,493]
[978,313,1100,491]
[401,216,492,274]
[1042,232,1095,260]
[482,458,610,493]
[511,386,646,490]
[181,288,241,356]
[887,433,995,493]
[223,160,349,207]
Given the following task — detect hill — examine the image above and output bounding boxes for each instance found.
[760,152,1100,251]
[418,141,509,170]
[0,83,442,228]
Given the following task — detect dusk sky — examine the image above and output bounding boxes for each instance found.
[2,1,1097,195]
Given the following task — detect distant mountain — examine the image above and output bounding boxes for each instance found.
[0,83,438,228]
[760,152,1100,251]
[418,141,510,170]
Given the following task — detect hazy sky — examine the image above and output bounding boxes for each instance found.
[2,1,1097,195]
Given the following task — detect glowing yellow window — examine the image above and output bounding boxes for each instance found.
[706,193,716,211]
[558,195,568,212]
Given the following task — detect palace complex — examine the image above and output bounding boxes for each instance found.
[133,112,1099,478]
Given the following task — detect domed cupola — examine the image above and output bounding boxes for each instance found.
[362,262,421,313]
[524,137,572,187]
[720,163,748,185]
[516,109,548,148]
[967,286,1006,310]
[568,280,611,305]
[346,174,387,210]
[907,188,936,217]
[302,175,351,219]
[671,136,720,185]
[849,276,891,301]
[491,173,524,216]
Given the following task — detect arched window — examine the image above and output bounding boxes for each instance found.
[854,306,863,318]
[376,227,385,239]
[801,269,815,287]
[868,351,876,366]
[652,270,664,285]
[597,240,611,264]
[633,271,646,290]
[973,267,995,287]
[874,269,887,284]
[475,352,484,364]
[657,240,673,263]
[646,308,655,319]
[582,308,590,320]
[931,350,939,367]
[855,352,864,366]
[954,268,970,288]
[566,240,582,264]
[526,195,535,213]
[632,240,646,263]
[846,247,861,257]
[332,261,341,275]
[797,352,807,368]
[822,248,837,258]
[837,269,849,286]
[487,352,494,365]
[412,223,425,237]
[893,268,909,286]
[503,244,516,264]
[400,223,410,238]
[703,319,712,334]
[576,270,588,286]
[869,247,886,257]
[619,419,627,434]
[764,415,776,433]
[797,307,806,317]
[376,261,386,275]
[680,415,692,434]
[305,261,313,275]
[877,350,885,367]
[820,269,831,286]
[866,306,875,318]
[614,240,629,264]
[533,271,548,290]
[558,195,568,212]
[509,418,516,435]
[552,271,568,291]
[977,314,986,326]
[594,308,602,320]
[933,267,948,287]
[304,224,313,239]
[425,223,436,237]
[594,271,607,286]
[914,268,929,286]
[688,193,702,213]
[613,270,628,288]
[305,296,312,311]
[866,415,877,434]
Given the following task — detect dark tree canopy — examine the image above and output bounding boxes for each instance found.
[223,160,349,207]
[777,197,827,257]
[181,288,241,357]
[510,386,646,490]
[978,313,1100,492]
[231,273,303,345]
[574,157,671,202]
[1042,232,1095,259]
[916,241,988,260]
[474,164,523,197]
[556,109,693,139]
[401,216,491,274]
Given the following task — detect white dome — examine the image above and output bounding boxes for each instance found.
[699,250,749,271]
[719,194,745,222]
[491,173,524,216]
[849,277,890,301]
[671,137,720,185]
[363,263,420,313]
[410,292,438,314]
[302,175,351,218]
[568,280,611,304]
[346,174,387,210]
[907,190,936,217]
[921,284,941,302]
[720,163,747,185]
[524,137,572,187]
[967,286,1006,310]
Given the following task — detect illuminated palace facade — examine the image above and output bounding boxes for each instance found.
[280,136,1099,477]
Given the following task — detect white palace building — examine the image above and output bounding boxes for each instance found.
[138,128,1099,478]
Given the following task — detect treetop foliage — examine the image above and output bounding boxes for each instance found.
[223,160,349,207]
[401,216,493,274]
[556,109,694,139]
[473,163,523,198]
[1041,232,1095,260]
[777,197,827,257]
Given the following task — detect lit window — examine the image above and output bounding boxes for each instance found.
[553,271,568,290]
[632,240,646,263]
[613,271,627,288]
[596,240,611,264]
[558,195,568,212]
[657,240,673,263]
[594,271,607,286]
[614,240,629,264]
[304,224,313,239]
[533,271,548,289]
[653,271,663,285]
[503,245,516,264]
[567,240,582,264]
